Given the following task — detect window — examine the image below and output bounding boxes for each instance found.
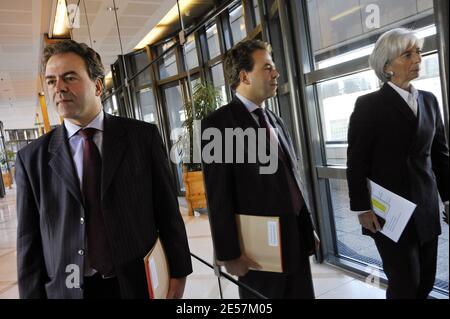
[137,88,158,125]
[206,23,221,59]
[253,0,261,26]
[211,63,228,104]
[163,84,186,191]
[306,0,435,70]
[229,4,247,44]
[129,50,151,87]
[184,34,199,70]
[317,70,378,166]
[159,40,178,79]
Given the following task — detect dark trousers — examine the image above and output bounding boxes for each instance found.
[373,234,438,299]
[238,260,315,299]
[238,214,315,299]
[83,273,121,299]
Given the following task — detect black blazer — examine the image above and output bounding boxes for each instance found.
[347,83,449,244]
[201,97,315,274]
[16,113,192,298]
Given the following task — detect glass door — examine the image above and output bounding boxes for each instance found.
[162,81,187,193]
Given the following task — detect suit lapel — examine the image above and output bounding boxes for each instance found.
[48,125,84,205]
[266,110,297,167]
[102,113,128,198]
[381,83,417,125]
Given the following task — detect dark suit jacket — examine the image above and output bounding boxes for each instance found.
[16,113,192,299]
[347,83,449,244]
[201,97,315,275]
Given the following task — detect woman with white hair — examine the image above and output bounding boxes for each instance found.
[346,28,449,299]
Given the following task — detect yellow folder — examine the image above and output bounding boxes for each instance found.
[236,214,283,273]
[143,237,170,299]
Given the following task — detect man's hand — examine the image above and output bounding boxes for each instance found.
[358,210,382,233]
[166,277,187,299]
[223,254,262,277]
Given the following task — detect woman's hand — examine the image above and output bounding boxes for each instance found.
[358,210,382,233]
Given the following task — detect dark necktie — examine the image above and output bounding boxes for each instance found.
[253,108,305,214]
[79,128,114,277]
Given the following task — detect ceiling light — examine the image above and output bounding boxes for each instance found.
[134,0,197,49]
[52,0,70,37]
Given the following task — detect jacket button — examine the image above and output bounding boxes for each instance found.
[80,217,85,225]
[78,249,85,256]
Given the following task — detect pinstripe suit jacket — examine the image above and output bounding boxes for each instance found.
[16,113,192,298]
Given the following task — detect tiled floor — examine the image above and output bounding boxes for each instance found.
[0,186,388,299]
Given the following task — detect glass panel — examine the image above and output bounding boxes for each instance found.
[413,53,447,292]
[306,0,435,69]
[267,10,288,86]
[412,53,443,117]
[229,4,247,44]
[329,179,383,267]
[137,88,158,125]
[253,0,261,26]
[164,84,185,191]
[16,131,25,140]
[316,70,379,165]
[206,23,221,59]
[210,63,228,104]
[130,50,151,87]
[103,96,114,115]
[26,129,36,140]
[159,41,178,79]
[185,34,199,70]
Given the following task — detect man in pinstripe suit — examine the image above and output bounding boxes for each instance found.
[15,40,192,299]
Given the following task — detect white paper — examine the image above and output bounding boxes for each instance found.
[149,257,159,289]
[267,221,279,247]
[369,179,417,243]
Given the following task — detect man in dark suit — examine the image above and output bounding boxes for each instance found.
[201,40,318,298]
[16,40,192,299]
[347,28,449,299]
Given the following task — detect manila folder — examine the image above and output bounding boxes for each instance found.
[143,237,170,299]
[236,214,283,273]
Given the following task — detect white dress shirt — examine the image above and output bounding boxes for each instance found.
[387,81,419,116]
[64,111,104,276]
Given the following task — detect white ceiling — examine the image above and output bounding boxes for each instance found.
[0,0,176,130]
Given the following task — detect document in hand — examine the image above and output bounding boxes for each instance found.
[368,179,417,243]
[143,237,170,299]
[236,214,283,273]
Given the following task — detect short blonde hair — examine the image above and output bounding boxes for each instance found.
[369,28,423,82]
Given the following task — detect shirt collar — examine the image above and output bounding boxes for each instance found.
[235,92,264,114]
[387,81,419,101]
[64,111,104,139]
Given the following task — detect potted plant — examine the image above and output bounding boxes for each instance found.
[181,82,222,215]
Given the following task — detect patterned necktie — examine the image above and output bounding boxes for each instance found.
[79,128,114,277]
[252,108,305,214]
